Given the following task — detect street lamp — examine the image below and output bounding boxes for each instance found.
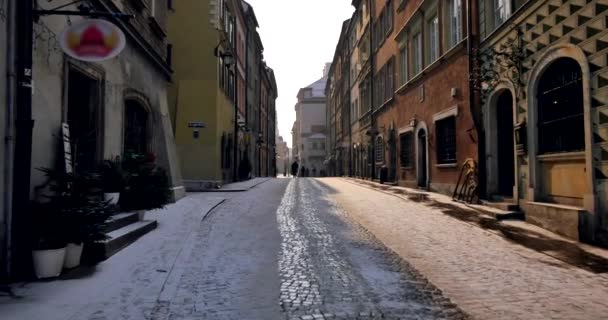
[214,38,238,181]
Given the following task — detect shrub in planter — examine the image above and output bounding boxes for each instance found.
[100,157,127,205]
[36,167,112,268]
[31,202,67,279]
[120,152,171,211]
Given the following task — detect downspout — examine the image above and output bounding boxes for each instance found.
[257,66,261,177]
[12,0,34,279]
[369,0,376,181]
[348,52,353,177]
[2,0,17,281]
[232,15,239,182]
[244,19,249,175]
[466,0,486,198]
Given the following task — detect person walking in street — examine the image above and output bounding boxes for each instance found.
[291,161,299,178]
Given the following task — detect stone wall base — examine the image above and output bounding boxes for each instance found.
[183,180,223,192]
[520,201,594,241]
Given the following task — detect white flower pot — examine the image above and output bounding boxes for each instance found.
[32,247,66,279]
[64,243,83,269]
[104,193,120,205]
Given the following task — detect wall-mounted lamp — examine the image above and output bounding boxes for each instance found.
[214,40,234,66]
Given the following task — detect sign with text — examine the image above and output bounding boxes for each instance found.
[188,122,206,128]
[60,19,126,62]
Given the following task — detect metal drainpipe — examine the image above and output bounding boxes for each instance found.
[232,16,239,182]
[12,0,34,279]
[244,21,249,175]
[369,0,376,181]
[348,49,353,177]
[466,0,486,198]
[2,0,17,281]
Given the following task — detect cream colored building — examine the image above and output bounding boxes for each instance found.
[294,67,329,176]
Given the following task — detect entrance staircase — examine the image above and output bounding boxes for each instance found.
[84,212,157,262]
[481,195,525,221]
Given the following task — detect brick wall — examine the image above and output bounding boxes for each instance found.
[376,52,476,189]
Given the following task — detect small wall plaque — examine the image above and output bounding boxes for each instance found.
[188,121,206,128]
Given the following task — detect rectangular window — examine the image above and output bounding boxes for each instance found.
[413,32,422,74]
[428,15,439,63]
[399,132,413,167]
[386,59,394,100]
[399,45,408,85]
[436,116,457,164]
[387,1,393,34]
[150,0,157,17]
[450,0,463,46]
[495,0,512,26]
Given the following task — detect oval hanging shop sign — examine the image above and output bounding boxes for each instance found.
[60,19,126,62]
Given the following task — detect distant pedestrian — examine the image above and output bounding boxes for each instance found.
[291,161,299,178]
[312,167,317,177]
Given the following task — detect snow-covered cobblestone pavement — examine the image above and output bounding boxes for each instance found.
[9,177,607,319]
[0,178,466,320]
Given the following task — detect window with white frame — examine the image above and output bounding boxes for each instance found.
[428,15,439,63]
[413,32,422,75]
[494,0,512,26]
[449,0,463,47]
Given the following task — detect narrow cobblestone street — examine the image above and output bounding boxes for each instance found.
[2,178,608,319]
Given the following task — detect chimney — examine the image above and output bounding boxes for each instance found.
[323,62,331,77]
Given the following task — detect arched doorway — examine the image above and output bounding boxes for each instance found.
[124,100,150,155]
[496,91,515,196]
[417,128,428,188]
[535,57,586,205]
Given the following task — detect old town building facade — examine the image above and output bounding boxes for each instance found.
[293,66,329,177]
[477,0,608,241]
[2,0,185,279]
[329,0,608,242]
[169,0,277,190]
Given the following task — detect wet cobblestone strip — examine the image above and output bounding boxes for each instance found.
[277,179,470,320]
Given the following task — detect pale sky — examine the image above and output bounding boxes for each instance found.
[245,0,354,148]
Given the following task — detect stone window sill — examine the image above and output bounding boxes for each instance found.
[538,151,585,162]
[436,163,458,168]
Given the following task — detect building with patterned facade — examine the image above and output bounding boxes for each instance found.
[476,0,608,242]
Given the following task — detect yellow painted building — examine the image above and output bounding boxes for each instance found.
[168,0,240,189]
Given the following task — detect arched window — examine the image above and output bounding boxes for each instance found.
[375,136,384,163]
[124,100,149,155]
[537,58,584,154]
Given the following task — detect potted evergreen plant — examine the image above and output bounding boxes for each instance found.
[120,152,171,212]
[100,157,126,205]
[31,201,67,279]
[36,167,112,269]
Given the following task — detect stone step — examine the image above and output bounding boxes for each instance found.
[104,212,141,233]
[482,200,520,212]
[85,220,157,262]
[473,202,525,221]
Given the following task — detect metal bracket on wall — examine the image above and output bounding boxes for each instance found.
[33,2,133,22]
